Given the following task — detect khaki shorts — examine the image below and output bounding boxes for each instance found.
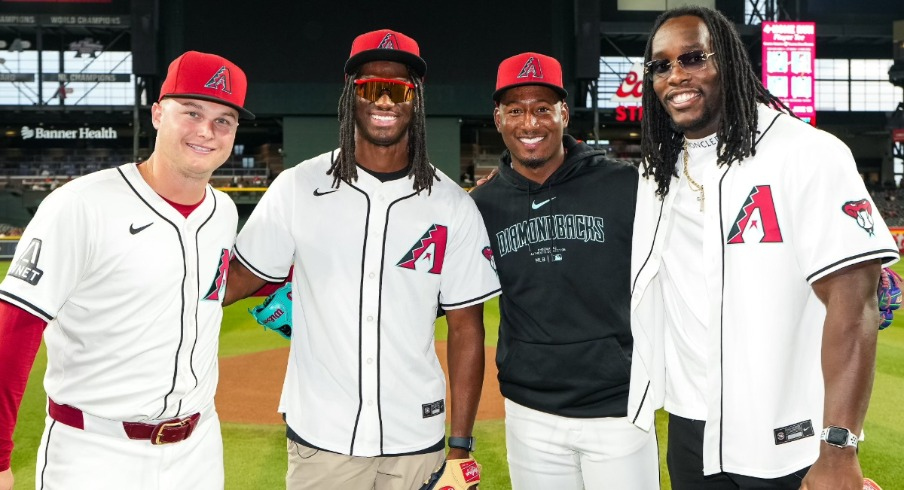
[286,439,444,490]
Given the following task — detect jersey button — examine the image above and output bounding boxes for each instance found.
[367,315,374,322]
[367,358,374,364]
[369,272,376,279]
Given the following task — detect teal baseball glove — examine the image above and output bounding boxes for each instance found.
[249,282,293,339]
[877,267,902,330]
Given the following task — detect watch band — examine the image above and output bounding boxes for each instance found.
[448,436,475,452]
[820,426,858,448]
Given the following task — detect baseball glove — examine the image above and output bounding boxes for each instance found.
[419,458,480,490]
[863,477,883,490]
[877,267,902,330]
[248,282,293,339]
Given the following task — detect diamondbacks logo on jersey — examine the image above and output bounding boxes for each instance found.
[727,185,784,244]
[378,33,398,50]
[203,248,230,301]
[842,199,875,236]
[517,56,544,80]
[397,225,448,274]
[8,238,44,285]
[482,246,497,274]
[204,66,232,94]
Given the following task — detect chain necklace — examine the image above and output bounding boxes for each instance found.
[682,140,705,212]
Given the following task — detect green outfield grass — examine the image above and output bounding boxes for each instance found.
[4,259,904,489]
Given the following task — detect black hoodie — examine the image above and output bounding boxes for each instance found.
[470,135,638,418]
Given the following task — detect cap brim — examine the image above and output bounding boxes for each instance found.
[162,93,255,120]
[345,49,427,77]
[493,82,568,102]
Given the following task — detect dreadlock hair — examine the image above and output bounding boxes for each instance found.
[328,66,438,194]
[639,6,794,198]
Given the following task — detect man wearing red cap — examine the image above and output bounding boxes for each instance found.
[469,52,659,489]
[0,50,253,490]
[223,29,499,490]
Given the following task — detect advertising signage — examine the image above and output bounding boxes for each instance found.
[761,21,816,125]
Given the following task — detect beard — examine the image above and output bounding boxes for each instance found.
[669,100,720,136]
[518,156,550,170]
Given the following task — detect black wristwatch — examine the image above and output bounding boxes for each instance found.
[448,436,475,452]
[820,426,858,449]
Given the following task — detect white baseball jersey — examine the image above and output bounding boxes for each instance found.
[630,105,899,478]
[234,150,501,457]
[0,163,237,422]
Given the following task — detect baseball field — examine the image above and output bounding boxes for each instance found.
[3,259,904,489]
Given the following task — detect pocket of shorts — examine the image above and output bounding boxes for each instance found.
[288,440,319,460]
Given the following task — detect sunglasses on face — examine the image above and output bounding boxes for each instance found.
[644,50,716,79]
[354,78,415,103]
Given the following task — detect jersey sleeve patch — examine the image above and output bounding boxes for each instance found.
[7,238,45,286]
[841,199,875,236]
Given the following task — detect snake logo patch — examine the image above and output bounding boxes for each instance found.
[397,225,448,274]
[482,246,497,274]
[842,199,875,236]
[727,185,783,244]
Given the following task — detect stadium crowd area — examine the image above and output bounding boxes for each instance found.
[871,186,904,227]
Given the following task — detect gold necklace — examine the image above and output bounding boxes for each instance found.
[683,140,705,212]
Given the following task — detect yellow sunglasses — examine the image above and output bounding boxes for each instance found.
[354,78,415,103]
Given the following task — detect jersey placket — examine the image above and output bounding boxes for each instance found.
[354,182,390,454]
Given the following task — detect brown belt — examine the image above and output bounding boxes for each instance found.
[48,398,201,445]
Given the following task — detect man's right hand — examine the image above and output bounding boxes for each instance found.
[0,468,14,490]
[471,168,498,189]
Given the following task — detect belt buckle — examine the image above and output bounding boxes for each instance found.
[151,417,192,445]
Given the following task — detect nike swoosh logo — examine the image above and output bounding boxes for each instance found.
[313,188,338,196]
[129,222,154,235]
[531,197,556,210]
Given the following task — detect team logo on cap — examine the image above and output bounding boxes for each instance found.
[727,185,784,244]
[204,66,232,94]
[397,224,448,274]
[842,199,875,236]
[517,57,544,80]
[377,33,398,50]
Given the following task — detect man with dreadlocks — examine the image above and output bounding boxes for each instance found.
[628,6,899,490]
[223,29,500,490]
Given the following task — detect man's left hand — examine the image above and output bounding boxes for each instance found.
[419,454,480,490]
[800,449,862,490]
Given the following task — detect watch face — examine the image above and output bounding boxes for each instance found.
[826,427,849,445]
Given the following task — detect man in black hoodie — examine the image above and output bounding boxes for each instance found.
[469,53,659,489]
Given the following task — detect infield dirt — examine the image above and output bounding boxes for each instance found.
[216,342,505,424]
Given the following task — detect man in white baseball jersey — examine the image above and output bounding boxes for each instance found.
[223,29,500,490]
[631,6,899,490]
[0,51,253,490]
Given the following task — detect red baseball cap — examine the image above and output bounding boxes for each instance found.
[345,29,426,77]
[158,51,255,119]
[493,52,567,102]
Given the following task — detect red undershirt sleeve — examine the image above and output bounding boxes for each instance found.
[0,300,46,471]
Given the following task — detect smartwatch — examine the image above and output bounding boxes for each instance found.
[448,436,475,452]
[820,426,858,449]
